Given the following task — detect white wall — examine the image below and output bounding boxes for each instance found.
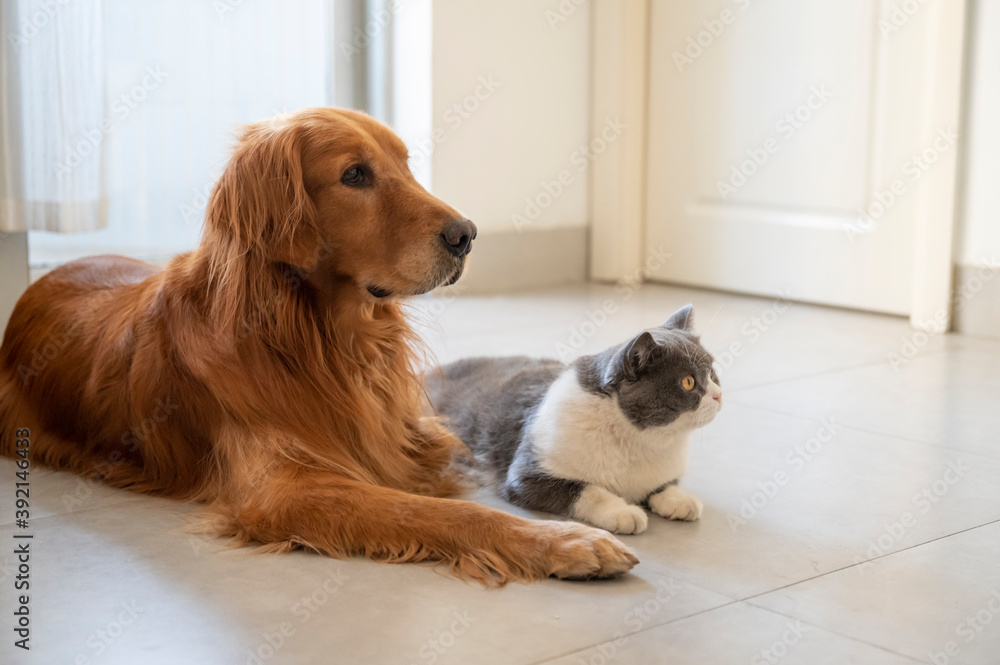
[429,0,590,234]
[0,232,29,332]
[390,0,434,188]
[957,0,1000,265]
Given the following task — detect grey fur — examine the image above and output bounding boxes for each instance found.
[574,304,718,429]
[425,304,718,518]
[424,356,586,514]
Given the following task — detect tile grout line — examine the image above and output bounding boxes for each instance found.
[739,517,1000,605]
[738,603,929,665]
[526,597,746,665]
[722,399,1000,461]
[532,519,1000,665]
[0,494,163,530]
[528,594,927,665]
[725,345,954,396]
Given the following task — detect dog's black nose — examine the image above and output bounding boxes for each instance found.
[440,219,477,257]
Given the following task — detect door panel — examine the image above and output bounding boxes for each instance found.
[644,0,941,315]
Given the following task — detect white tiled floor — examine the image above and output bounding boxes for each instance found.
[3,283,999,665]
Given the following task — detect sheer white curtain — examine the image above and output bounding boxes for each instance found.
[27,0,333,267]
[0,0,108,234]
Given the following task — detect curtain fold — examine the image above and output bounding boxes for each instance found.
[1,0,108,234]
[27,0,336,266]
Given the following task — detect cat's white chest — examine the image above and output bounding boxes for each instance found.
[529,370,692,503]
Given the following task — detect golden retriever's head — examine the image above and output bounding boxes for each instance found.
[207,107,476,300]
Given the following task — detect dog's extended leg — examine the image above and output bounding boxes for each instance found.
[210,470,638,585]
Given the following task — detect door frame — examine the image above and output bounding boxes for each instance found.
[589,0,968,330]
[588,0,650,284]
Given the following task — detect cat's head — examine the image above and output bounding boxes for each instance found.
[575,304,722,431]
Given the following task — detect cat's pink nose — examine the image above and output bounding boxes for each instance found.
[712,392,723,403]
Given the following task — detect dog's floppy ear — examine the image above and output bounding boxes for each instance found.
[207,119,323,269]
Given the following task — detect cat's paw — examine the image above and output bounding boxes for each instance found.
[649,486,703,522]
[572,485,649,534]
[591,504,649,535]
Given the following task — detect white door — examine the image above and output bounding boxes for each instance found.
[642,0,965,316]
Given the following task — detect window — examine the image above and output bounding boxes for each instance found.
[28,0,333,267]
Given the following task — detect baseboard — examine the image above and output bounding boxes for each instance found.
[0,232,30,333]
[952,262,1000,338]
[448,226,588,295]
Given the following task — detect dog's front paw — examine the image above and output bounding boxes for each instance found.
[541,522,639,580]
[649,486,702,522]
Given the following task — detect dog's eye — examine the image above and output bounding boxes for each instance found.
[340,165,369,187]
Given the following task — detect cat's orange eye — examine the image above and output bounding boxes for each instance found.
[681,375,695,391]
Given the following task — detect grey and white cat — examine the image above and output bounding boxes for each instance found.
[425,304,722,535]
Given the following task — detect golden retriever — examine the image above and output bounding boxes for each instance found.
[0,108,637,584]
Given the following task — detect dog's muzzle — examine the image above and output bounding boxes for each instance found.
[440,219,477,258]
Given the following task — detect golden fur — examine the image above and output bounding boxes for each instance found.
[0,108,637,584]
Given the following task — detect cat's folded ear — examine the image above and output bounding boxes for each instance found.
[662,304,694,331]
[594,330,660,390]
[622,331,658,381]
